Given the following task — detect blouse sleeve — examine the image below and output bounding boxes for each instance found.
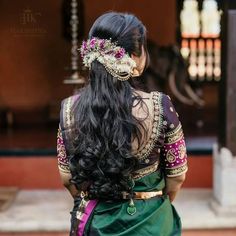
[161,94,188,177]
[57,124,71,173]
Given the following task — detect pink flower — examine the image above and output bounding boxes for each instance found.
[99,39,105,49]
[90,38,96,48]
[115,48,125,59]
[82,41,87,50]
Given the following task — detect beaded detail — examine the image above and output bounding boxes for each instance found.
[134,91,163,161]
[165,123,183,144]
[64,96,74,128]
[165,163,188,177]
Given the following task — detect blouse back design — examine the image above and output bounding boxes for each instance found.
[57,91,188,179]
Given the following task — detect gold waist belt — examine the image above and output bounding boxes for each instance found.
[122,190,163,200]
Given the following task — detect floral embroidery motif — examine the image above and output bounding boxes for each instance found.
[166,148,176,163]
[179,143,186,159]
[134,92,163,161]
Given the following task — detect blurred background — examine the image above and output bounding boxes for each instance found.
[0,0,236,235]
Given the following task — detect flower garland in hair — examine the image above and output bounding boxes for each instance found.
[79,37,136,81]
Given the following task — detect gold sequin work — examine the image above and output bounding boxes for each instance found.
[132,161,159,180]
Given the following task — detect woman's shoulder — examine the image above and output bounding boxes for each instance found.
[61,91,81,104]
[150,91,174,108]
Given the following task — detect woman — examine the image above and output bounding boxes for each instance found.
[57,12,187,236]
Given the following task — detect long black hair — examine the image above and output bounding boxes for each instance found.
[69,12,149,200]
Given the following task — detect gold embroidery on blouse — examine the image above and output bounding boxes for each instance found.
[62,96,77,156]
[134,92,163,160]
[57,125,62,139]
[57,128,67,159]
[166,163,188,177]
[132,161,159,180]
[165,124,184,144]
[179,144,186,159]
[59,97,74,173]
[65,97,74,129]
[165,123,182,137]
[57,126,70,173]
[166,148,176,163]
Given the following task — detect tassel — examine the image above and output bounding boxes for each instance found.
[127,198,136,216]
[126,175,136,215]
[76,191,88,220]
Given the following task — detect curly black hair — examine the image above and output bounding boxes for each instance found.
[69,12,149,200]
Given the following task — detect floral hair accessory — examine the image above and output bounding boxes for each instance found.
[79,37,136,81]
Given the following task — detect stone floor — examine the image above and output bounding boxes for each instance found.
[174,189,236,229]
[0,188,236,234]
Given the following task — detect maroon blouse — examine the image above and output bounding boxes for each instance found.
[57,91,188,179]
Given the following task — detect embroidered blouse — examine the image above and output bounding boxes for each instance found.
[57,91,188,178]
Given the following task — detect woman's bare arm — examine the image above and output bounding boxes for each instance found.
[165,173,186,202]
[59,171,80,199]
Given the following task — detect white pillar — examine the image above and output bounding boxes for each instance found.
[210,144,236,216]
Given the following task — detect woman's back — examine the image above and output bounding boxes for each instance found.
[57,12,187,236]
[57,89,187,236]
